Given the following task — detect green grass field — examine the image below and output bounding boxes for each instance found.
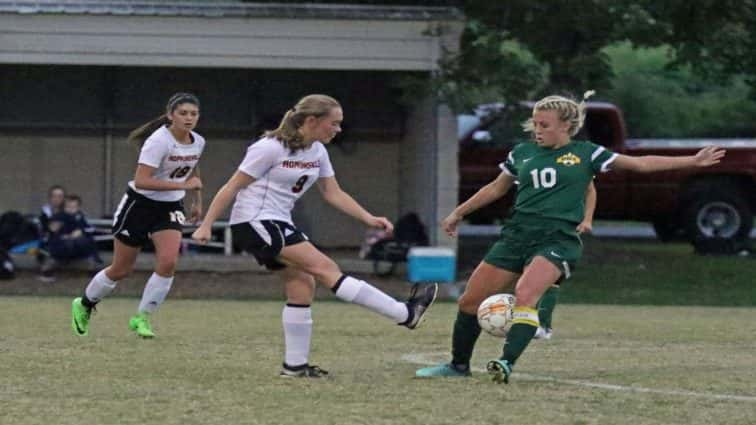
[562,238,756,306]
[455,237,756,307]
[2,298,754,425]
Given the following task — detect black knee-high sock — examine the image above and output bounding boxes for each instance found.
[501,306,539,366]
[538,286,560,329]
[451,310,481,368]
[81,295,97,309]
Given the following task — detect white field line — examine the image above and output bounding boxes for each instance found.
[401,352,756,403]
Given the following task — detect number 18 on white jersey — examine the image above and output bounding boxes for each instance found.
[128,125,206,202]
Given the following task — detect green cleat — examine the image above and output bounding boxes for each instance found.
[415,363,471,378]
[128,313,156,338]
[71,297,92,336]
[486,359,512,384]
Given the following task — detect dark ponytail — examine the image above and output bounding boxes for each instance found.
[127,92,200,149]
[127,115,169,148]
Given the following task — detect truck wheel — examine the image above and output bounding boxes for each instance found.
[683,188,752,242]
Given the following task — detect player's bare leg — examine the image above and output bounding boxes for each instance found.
[279,242,437,328]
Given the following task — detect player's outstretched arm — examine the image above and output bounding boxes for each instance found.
[188,165,203,224]
[316,176,394,233]
[442,171,515,237]
[576,180,596,234]
[192,171,255,244]
[612,146,725,173]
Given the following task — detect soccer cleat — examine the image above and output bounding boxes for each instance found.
[400,283,438,329]
[71,297,93,336]
[128,313,156,338]
[486,359,512,384]
[415,363,471,378]
[280,363,329,378]
[533,326,553,340]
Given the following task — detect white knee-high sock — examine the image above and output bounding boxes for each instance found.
[332,275,409,323]
[138,273,174,314]
[282,304,313,367]
[84,269,117,303]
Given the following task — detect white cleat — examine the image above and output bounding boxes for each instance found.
[533,326,553,340]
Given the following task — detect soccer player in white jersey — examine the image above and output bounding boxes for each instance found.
[71,93,205,338]
[192,94,438,377]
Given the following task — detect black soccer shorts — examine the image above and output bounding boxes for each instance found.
[111,188,185,247]
[231,220,309,270]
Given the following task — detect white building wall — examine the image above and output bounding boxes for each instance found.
[0,136,106,216]
[0,14,442,70]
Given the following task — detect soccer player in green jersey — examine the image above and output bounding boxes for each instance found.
[416,92,725,382]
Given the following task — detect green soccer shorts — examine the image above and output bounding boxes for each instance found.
[483,221,582,282]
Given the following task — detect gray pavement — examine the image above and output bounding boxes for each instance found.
[458,223,756,238]
[11,250,380,275]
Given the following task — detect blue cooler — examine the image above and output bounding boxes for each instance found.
[407,247,456,283]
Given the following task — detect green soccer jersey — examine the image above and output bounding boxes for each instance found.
[500,140,617,225]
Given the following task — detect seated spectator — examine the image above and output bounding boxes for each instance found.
[39,185,66,235]
[40,195,103,280]
[37,185,66,262]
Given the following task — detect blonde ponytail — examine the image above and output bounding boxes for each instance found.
[576,90,595,135]
[522,90,596,136]
[264,94,341,153]
[264,108,307,152]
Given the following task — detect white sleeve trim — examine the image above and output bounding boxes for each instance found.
[498,150,516,176]
[499,162,514,176]
[600,153,618,172]
[591,146,606,161]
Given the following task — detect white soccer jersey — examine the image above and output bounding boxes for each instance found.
[128,125,206,202]
[229,137,335,225]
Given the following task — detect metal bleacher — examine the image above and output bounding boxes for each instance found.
[88,219,234,255]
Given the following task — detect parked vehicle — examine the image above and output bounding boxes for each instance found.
[458,102,756,247]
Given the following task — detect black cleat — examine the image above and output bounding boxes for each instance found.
[486,359,512,384]
[280,363,330,378]
[400,283,438,329]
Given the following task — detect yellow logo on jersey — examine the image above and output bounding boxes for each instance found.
[556,153,581,166]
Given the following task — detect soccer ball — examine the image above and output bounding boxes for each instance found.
[477,293,516,337]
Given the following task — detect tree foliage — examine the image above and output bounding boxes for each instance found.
[435,1,755,112]
[619,0,755,87]
[605,43,756,138]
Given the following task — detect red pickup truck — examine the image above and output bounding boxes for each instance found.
[458,102,756,245]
